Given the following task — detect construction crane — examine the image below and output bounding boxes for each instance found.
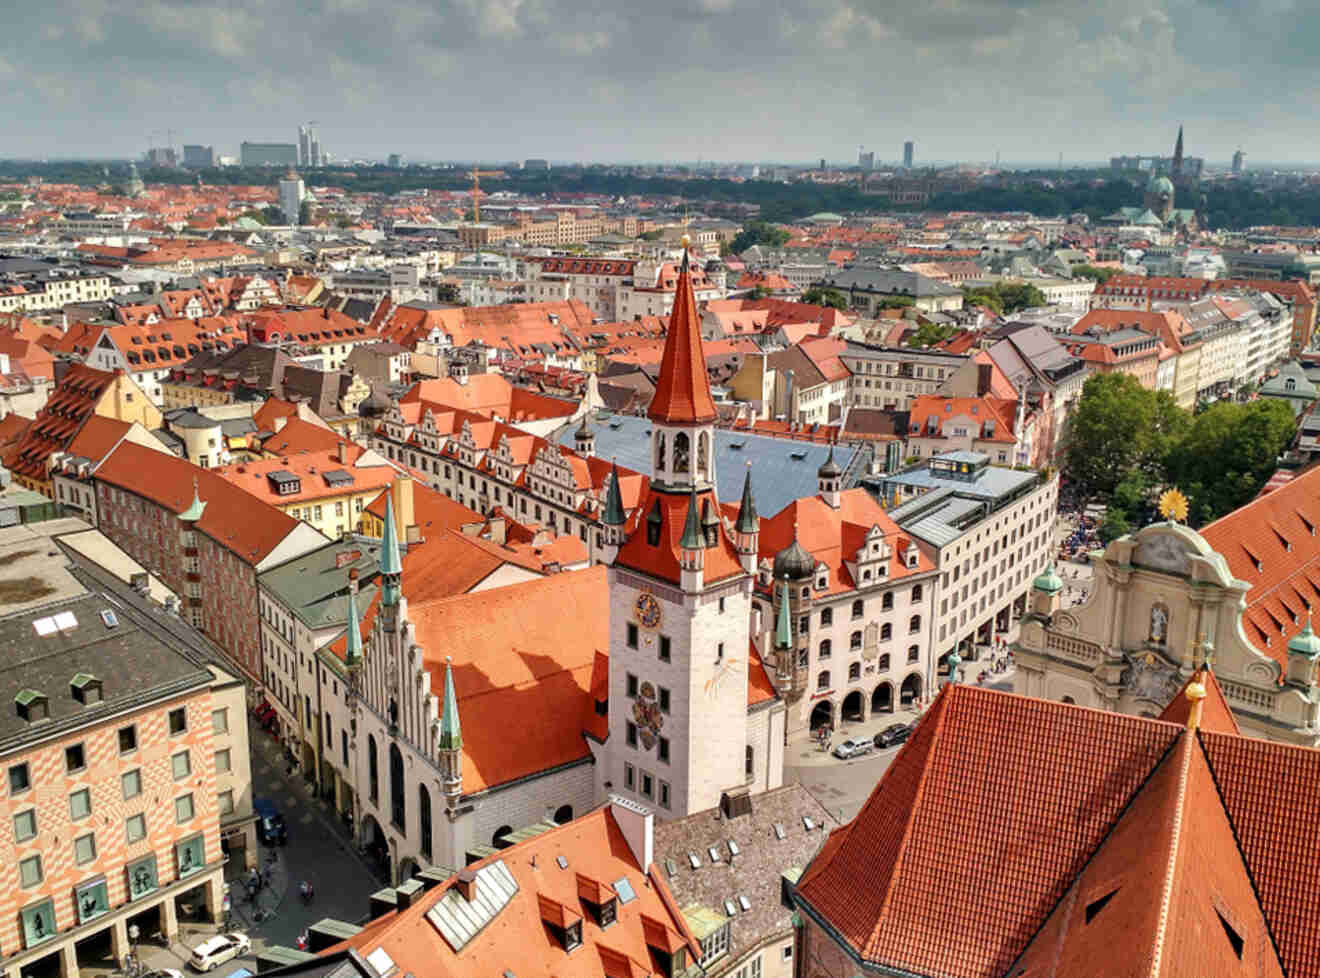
[469,167,501,223]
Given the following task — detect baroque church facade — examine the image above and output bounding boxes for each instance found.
[1015,511,1320,746]
[343,244,785,882]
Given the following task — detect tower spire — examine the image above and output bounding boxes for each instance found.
[602,460,626,526]
[380,493,402,606]
[736,465,759,534]
[439,656,462,750]
[647,246,716,425]
[1172,124,1184,181]
[344,569,364,667]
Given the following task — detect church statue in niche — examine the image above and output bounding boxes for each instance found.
[1149,604,1169,647]
[655,433,666,470]
[697,433,708,478]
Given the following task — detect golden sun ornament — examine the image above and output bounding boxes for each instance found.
[1158,488,1189,523]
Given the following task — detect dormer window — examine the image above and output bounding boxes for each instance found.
[15,689,48,723]
[70,673,102,705]
[564,920,582,951]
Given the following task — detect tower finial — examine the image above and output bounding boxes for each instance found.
[439,656,461,750]
[380,493,402,605]
[1184,670,1207,731]
[344,572,364,667]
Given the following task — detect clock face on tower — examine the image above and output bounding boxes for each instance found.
[634,593,661,629]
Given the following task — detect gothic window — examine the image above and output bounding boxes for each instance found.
[878,653,890,671]
[849,662,861,681]
[655,432,666,471]
[909,615,922,633]
[882,592,894,611]
[820,608,833,627]
[912,584,923,601]
[818,639,832,660]
[881,623,892,640]
[673,432,690,473]
[697,432,710,479]
[817,671,830,690]
[388,698,399,730]
[389,744,405,831]
[851,599,864,620]
[367,735,378,803]
[850,631,862,651]
[418,784,432,860]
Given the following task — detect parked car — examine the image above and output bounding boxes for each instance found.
[253,799,287,845]
[189,933,250,972]
[832,738,874,760]
[144,970,184,978]
[874,723,915,749]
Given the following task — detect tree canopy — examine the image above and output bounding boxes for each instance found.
[961,282,1047,315]
[1070,264,1118,284]
[729,221,790,254]
[905,322,957,348]
[1066,373,1297,527]
[801,286,849,310]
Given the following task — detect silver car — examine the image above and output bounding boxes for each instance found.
[832,738,874,759]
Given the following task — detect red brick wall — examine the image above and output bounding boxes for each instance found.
[95,482,261,682]
[0,689,221,954]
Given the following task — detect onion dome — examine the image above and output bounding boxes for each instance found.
[773,532,814,581]
[1289,618,1320,660]
[817,443,841,479]
[1032,562,1063,595]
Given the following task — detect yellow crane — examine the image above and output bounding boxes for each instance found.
[469,167,501,223]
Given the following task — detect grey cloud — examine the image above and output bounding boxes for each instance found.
[0,0,1311,162]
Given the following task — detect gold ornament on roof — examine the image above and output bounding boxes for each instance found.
[1158,488,1189,523]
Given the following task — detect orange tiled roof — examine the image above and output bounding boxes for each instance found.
[1200,463,1320,666]
[362,481,483,534]
[212,450,397,506]
[3,364,118,480]
[615,488,744,587]
[334,804,698,978]
[647,254,717,424]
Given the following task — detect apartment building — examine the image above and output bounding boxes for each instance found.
[879,451,1059,670]
[838,342,969,411]
[0,260,114,315]
[0,585,252,978]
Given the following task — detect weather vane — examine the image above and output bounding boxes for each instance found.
[1158,488,1189,523]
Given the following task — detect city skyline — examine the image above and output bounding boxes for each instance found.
[1,0,1310,163]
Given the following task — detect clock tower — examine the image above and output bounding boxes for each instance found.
[605,241,764,818]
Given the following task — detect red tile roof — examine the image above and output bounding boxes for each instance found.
[647,254,717,424]
[3,364,118,481]
[1199,463,1320,667]
[614,488,745,587]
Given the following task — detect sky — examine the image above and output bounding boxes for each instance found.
[1,0,1312,165]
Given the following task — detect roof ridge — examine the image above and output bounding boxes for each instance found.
[1149,732,1195,978]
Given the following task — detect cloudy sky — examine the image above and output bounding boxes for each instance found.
[1,0,1309,164]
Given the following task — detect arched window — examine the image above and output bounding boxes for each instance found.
[909,615,922,633]
[848,662,861,681]
[418,784,432,860]
[907,645,919,662]
[673,432,690,473]
[493,825,514,849]
[1062,696,1077,705]
[851,599,864,620]
[367,735,379,803]
[818,639,832,660]
[820,607,833,627]
[1286,377,1297,391]
[878,653,890,671]
[554,805,574,825]
[912,583,923,601]
[881,592,894,611]
[655,432,666,470]
[697,432,709,478]
[389,744,405,831]
[850,631,862,651]
[880,623,892,640]
[817,671,831,690]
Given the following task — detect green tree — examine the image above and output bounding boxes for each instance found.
[298,201,315,225]
[729,221,791,254]
[905,322,957,348]
[261,205,283,224]
[746,284,770,299]
[801,286,849,310]
[1071,264,1118,284]
[1098,508,1132,544]
[962,282,1048,315]
[1065,373,1157,496]
[639,230,664,241]
[1166,399,1297,524]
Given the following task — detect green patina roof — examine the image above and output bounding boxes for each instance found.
[1289,618,1320,660]
[679,487,704,551]
[1032,562,1064,595]
[775,578,792,649]
[343,582,364,667]
[735,469,759,535]
[179,480,207,522]
[70,673,97,689]
[259,538,383,631]
[14,689,44,706]
[439,658,462,750]
[379,494,402,576]
[602,462,626,526]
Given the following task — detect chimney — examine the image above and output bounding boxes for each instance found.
[484,516,507,545]
[337,439,350,465]
[455,867,479,903]
[609,795,654,870]
[392,474,415,544]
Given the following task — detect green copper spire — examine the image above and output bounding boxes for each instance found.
[343,576,364,667]
[179,477,206,523]
[602,461,626,526]
[679,486,704,550]
[775,577,792,649]
[380,493,402,605]
[735,466,759,535]
[439,656,462,751]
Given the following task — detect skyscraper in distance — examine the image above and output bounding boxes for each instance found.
[1232,149,1245,174]
[903,141,914,168]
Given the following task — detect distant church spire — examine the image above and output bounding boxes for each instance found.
[1172,125,1184,182]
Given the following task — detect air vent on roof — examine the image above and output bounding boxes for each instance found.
[555,855,568,870]
[687,851,701,870]
[663,859,678,878]
[738,895,751,912]
[802,816,816,832]
[708,847,721,863]
[723,899,737,917]
[1084,888,1118,924]
[100,609,119,628]
[365,947,397,978]
[773,823,786,841]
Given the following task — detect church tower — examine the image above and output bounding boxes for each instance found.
[605,239,760,818]
[1172,124,1185,184]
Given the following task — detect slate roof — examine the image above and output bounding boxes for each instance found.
[655,784,837,969]
[0,591,211,747]
[817,267,962,298]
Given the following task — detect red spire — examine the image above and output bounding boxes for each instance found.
[648,249,717,424]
